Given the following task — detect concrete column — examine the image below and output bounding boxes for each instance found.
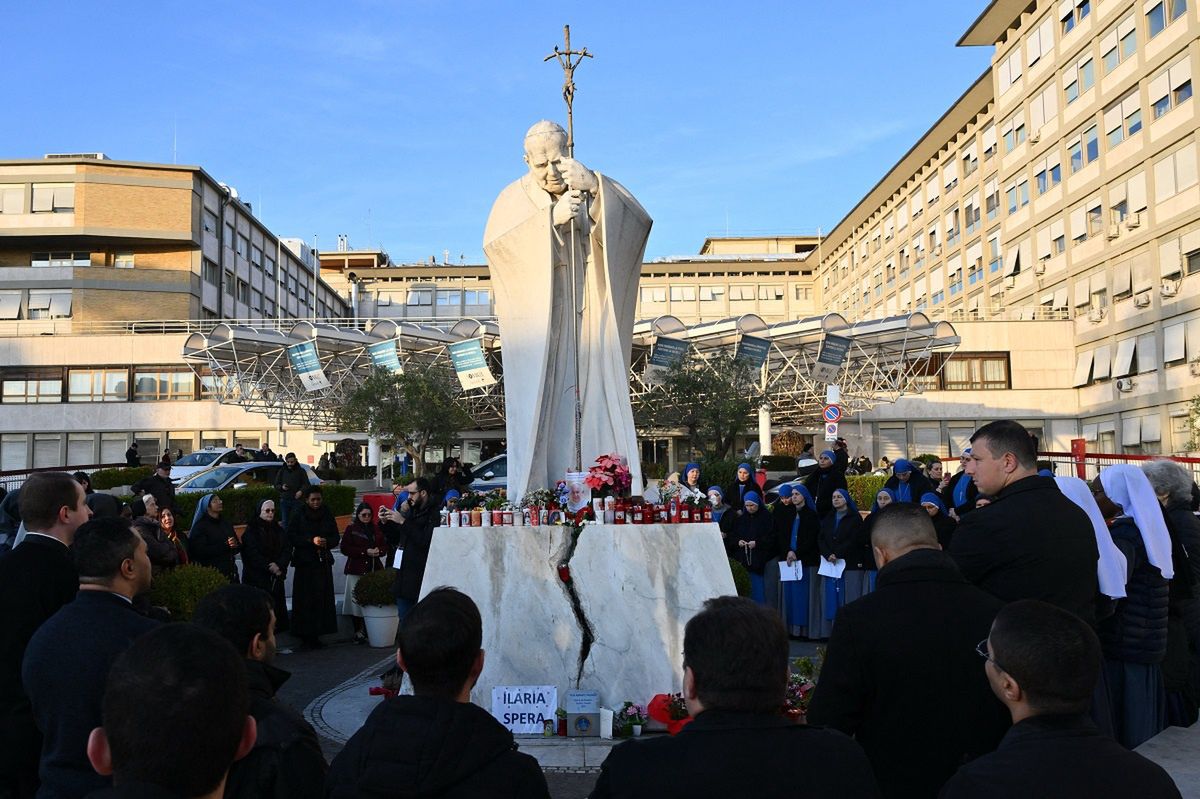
[758,405,772,456]
[368,435,382,486]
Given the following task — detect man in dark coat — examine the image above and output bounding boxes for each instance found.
[941,600,1181,798]
[123,442,139,468]
[327,588,549,799]
[129,462,176,512]
[85,625,258,799]
[23,517,158,799]
[590,596,878,798]
[380,477,437,622]
[273,453,309,529]
[0,473,89,799]
[950,420,1099,625]
[194,585,326,799]
[807,504,1008,798]
[286,487,340,649]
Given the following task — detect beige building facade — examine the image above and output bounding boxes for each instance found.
[816,0,1200,459]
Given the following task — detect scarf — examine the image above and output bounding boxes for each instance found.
[952,471,972,508]
[920,492,947,515]
[1099,466,1175,580]
[871,487,898,513]
[191,494,215,534]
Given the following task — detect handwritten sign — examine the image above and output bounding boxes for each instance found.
[491,685,557,734]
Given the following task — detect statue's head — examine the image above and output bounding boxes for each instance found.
[523,121,569,196]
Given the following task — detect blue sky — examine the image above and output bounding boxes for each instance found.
[1,1,992,261]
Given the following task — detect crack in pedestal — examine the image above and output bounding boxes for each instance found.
[558,526,595,687]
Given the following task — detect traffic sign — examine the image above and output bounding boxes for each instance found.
[824,422,838,441]
[822,404,842,423]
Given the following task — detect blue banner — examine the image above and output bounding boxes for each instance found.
[368,339,403,374]
[735,334,771,368]
[287,341,331,392]
[448,337,496,390]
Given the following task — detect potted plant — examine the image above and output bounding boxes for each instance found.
[784,654,821,723]
[147,564,231,621]
[617,701,648,737]
[555,706,568,737]
[353,568,400,647]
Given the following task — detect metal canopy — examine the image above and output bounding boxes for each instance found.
[182,313,959,430]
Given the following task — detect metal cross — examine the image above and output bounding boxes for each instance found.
[544,25,592,157]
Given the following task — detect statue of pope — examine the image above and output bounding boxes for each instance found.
[483,121,651,502]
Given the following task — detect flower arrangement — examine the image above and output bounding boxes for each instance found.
[584,453,632,495]
[648,692,692,735]
[617,701,647,734]
[520,487,558,509]
[784,654,822,720]
[657,479,682,503]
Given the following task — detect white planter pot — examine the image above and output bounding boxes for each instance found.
[361,604,399,648]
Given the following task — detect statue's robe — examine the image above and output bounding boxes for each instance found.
[484,172,651,502]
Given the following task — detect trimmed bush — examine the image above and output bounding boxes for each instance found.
[148,564,231,621]
[90,467,152,491]
[122,483,357,533]
[728,557,751,598]
[699,459,740,494]
[353,567,397,607]
[321,484,357,517]
[847,474,888,511]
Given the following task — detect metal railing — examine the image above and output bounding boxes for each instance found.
[0,462,127,493]
[1038,450,1200,486]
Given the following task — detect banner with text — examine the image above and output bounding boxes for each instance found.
[491,685,557,735]
[448,337,497,390]
[811,333,851,384]
[287,341,331,392]
[645,335,689,384]
[368,339,404,374]
[735,334,771,368]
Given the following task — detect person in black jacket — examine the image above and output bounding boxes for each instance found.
[124,442,139,468]
[1093,467,1172,748]
[273,453,309,530]
[774,484,819,638]
[189,494,241,583]
[23,517,159,799]
[943,450,980,518]
[379,478,437,622]
[327,588,549,799]
[241,499,292,634]
[287,486,340,649]
[85,624,258,799]
[430,458,470,503]
[950,420,1099,626]
[194,585,326,799]
[883,459,933,505]
[919,491,957,551]
[807,504,1007,799]
[730,492,774,606]
[941,600,1181,799]
[724,462,756,514]
[0,473,87,799]
[590,596,878,798]
[129,462,176,512]
[817,489,871,637]
[805,450,849,518]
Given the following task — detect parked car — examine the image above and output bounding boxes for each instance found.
[169,447,262,484]
[469,454,507,493]
[175,461,320,494]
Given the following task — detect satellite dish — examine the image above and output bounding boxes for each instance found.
[744,442,761,460]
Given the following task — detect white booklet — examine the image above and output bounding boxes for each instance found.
[778,561,804,582]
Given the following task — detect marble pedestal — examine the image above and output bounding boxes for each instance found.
[418,522,735,709]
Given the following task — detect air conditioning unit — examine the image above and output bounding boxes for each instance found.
[1034,260,1047,275]
[1116,377,1135,392]
[932,245,943,256]
[1125,212,1143,229]
[1191,360,1200,377]
[1133,292,1152,307]
[1088,307,1105,323]
[1107,224,1121,240]
[1029,130,1041,144]
[1162,281,1180,297]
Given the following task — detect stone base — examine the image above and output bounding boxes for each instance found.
[419,523,735,709]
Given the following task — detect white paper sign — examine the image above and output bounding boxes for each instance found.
[779,561,804,582]
[818,558,847,579]
[491,685,557,734]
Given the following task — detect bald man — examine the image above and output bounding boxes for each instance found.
[807,504,1008,799]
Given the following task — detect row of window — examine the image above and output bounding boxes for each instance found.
[0,367,217,404]
[0,290,72,320]
[912,353,1012,391]
[404,288,493,307]
[0,183,74,215]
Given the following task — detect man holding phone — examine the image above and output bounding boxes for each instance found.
[379,478,436,622]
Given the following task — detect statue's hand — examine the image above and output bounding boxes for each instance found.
[552,189,584,226]
[561,158,598,193]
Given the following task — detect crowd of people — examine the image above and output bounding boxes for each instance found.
[0,423,1196,797]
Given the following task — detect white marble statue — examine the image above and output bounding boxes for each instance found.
[484,121,651,501]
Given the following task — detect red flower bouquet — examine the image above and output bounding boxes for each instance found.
[584,453,632,495]
[648,692,692,735]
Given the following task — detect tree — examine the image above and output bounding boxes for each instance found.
[337,368,473,476]
[635,355,765,461]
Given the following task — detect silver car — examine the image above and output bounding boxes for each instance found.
[175,461,320,493]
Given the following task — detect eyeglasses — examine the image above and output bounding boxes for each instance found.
[263,509,275,513]
[975,638,1005,673]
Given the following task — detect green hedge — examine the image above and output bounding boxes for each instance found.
[122,483,358,532]
[728,557,751,598]
[90,466,152,490]
[353,568,397,606]
[847,474,888,511]
[699,459,740,494]
[148,564,231,621]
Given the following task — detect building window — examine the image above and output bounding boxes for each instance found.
[202,209,218,235]
[1105,91,1142,149]
[670,286,697,302]
[30,184,74,213]
[235,234,250,259]
[1102,16,1138,73]
[264,256,275,279]
[0,185,23,214]
[202,259,220,286]
[1,370,63,404]
[942,354,1011,390]
[1065,56,1095,104]
[1069,124,1099,173]
[406,289,433,307]
[236,280,249,304]
[640,287,667,303]
[1151,56,1193,119]
[464,289,490,305]
[436,289,462,306]
[700,285,725,301]
[32,252,90,268]
[251,246,263,268]
[133,370,195,401]
[68,368,128,402]
[114,251,134,269]
[26,291,72,319]
[1147,0,1187,38]
[757,285,784,301]
[1035,155,1062,194]
[224,271,234,295]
